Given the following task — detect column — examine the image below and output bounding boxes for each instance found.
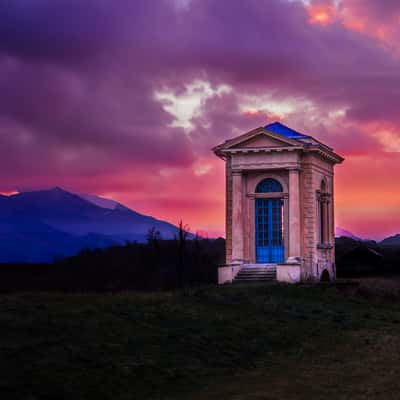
[283,193,289,259]
[331,178,335,246]
[324,196,330,244]
[287,168,301,260]
[231,171,243,264]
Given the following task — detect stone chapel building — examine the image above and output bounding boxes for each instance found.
[213,122,344,284]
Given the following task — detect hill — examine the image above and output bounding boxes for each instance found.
[3,283,400,399]
[335,227,362,240]
[381,234,400,247]
[335,236,400,277]
[0,187,182,262]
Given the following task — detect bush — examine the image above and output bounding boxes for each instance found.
[0,238,225,292]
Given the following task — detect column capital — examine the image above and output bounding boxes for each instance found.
[318,192,331,203]
[287,166,301,172]
[231,170,243,176]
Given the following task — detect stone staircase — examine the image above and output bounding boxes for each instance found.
[233,264,277,282]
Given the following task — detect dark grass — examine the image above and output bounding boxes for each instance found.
[2,283,400,399]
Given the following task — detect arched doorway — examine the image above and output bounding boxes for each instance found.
[320,269,330,282]
[255,178,284,263]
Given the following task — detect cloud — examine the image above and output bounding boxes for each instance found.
[0,0,399,236]
[154,80,231,130]
[373,130,400,153]
[339,0,400,41]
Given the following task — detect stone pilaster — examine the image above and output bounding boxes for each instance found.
[225,157,233,264]
[231,170,243,264]
[324,195,330,244]
[287,168,301,261]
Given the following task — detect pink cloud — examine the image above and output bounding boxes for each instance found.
[0,0,399,238]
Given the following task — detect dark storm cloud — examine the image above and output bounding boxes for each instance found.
[0,0,399,198]
[0,0,121,62]
[0,0,196,184]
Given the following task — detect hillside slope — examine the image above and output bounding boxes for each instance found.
[0,187,181,262]
[2,284,400,399]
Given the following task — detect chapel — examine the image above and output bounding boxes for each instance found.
[213,122,344,283]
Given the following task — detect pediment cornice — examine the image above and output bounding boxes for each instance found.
[213,125,344,164]
[213,127,300,156]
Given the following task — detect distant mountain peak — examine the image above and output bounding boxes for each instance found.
[79,193,121,210]
[0,186,182,262]
[50,186,67,193]
[335,227,362,241]
[380,233,400,246]
[13,186,71,197]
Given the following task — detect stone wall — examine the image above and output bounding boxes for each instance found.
[300,153,335,280]
[300,160,315,279]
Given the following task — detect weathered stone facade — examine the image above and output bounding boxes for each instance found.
[213,122,344,284]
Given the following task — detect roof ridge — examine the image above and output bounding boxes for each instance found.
[265,121,311,139]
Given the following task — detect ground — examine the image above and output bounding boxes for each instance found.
[2,280,400,399]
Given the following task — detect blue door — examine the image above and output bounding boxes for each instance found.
[255,198,284,263]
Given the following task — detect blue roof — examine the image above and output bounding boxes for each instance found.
[265,122,310,139]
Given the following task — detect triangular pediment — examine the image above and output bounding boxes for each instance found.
[213,123,344,163]
[219,127,300,151]
[235,133,293,148]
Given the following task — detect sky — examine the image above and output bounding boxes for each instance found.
[0,0,399,240]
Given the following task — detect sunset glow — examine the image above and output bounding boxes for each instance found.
[308,5,336,25]
[0,191,19,196]
[0,0,399,240]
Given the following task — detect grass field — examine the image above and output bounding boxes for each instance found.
[2,281,400,399]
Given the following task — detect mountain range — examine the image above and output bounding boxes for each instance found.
[0,187,398,263]
[380,234,400,247]
[335,228,400,246]
[0,188,182,263]
[335,227,362,241]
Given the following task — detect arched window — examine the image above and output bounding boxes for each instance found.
[255,178,283,193]
[318,179,329,244]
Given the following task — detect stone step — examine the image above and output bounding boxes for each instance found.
[238,268,276,272]
[235,277,275,281]
[236,272,276,276]
[243,264,277,268]
[234,276,276,282]
[235,277,276,280]
[234,266,277,282]
[237,270,276,275]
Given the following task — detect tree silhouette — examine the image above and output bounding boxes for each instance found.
[175,220,189,287]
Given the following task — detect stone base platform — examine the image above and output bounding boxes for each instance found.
[218,261,302,284]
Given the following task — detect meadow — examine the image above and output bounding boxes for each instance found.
[2,281,400,399]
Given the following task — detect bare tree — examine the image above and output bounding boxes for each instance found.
[147,227,161,247]
[175,220,189,287]
[146,227,162,284]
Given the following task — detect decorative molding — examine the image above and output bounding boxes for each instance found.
[304,147,344,164]
[301,162,334,176]
[221,146,303,155]
[247,192,287,199]
[317,191,331,202]
[317,243,333,250]
[231,162,300,171]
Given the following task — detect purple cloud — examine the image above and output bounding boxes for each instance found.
[0,0,399,236]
